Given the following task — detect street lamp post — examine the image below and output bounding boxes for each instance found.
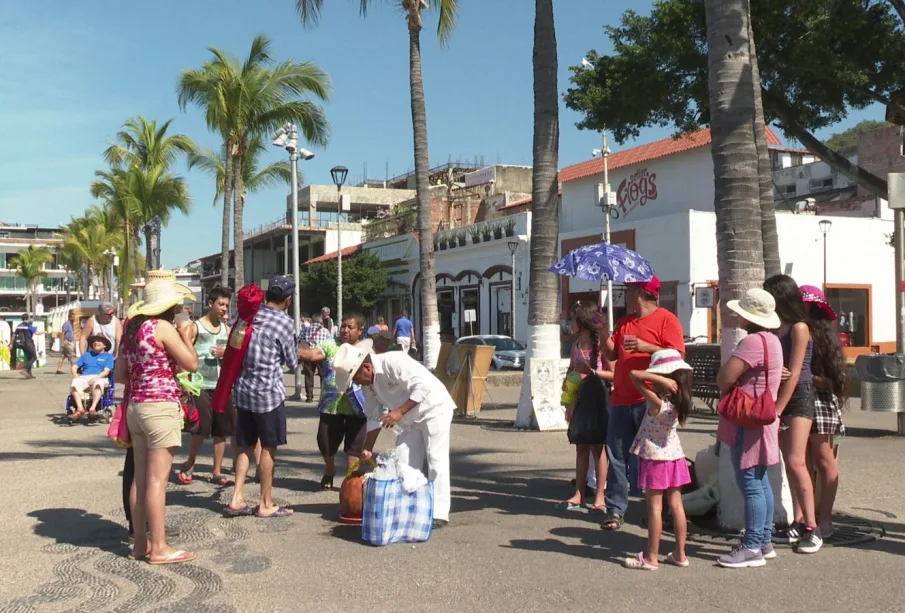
[819,219,832,291]
[507,240,519,340]
[273,122,314,400]
[331,165,349,327]
[103,248,116,303]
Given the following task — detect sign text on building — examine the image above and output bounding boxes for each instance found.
[617,168,658,217]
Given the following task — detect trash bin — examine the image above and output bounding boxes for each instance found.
[856,353,905,434]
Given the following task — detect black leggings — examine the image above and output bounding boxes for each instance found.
[123,447,134,535]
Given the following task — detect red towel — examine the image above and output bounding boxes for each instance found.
[211,284,263,413]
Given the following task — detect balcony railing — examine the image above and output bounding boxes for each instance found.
[364,207,417,241]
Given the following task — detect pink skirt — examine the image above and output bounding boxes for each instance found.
[637,458,691,491]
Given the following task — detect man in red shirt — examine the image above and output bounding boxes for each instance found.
[600,276,685,530]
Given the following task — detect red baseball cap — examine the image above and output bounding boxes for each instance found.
[628,275,661,297]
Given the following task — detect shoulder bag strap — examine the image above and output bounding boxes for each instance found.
[757,332,770,398]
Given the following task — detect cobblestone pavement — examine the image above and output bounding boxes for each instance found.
[2,370,905,612]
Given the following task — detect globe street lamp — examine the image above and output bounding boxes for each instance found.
[331,165,349,326]
[507,240,519,340]
[819,219,832,290]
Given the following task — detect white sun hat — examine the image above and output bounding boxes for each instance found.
[333,339,374,392]
[127,270,195,318]
[647,349,693,375]
[726,288,781,330]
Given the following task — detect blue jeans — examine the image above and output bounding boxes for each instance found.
[604,402,646,516]
[730,428,774,550]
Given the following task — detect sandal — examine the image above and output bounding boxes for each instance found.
[320,474,334,490]
[556,501,584,511]
[147,550,196,565]
[177,470,193,485]
[623,551,658,570]
[602,513,624,531]
[667,552,690,567]
[256,506,293,518]
[210,475,235,487]
[588,505,607,514]
[223,505,255,517]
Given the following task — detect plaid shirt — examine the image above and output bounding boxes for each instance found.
[234,305,299,413]
[299,322,334,347]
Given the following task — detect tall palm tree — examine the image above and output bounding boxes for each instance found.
[178,35,330,290]
[104,115,195,269]
[296,0,457,369]
[91,167,142,298]
[11,245,53,314]
[58,211,123,299]
[515,0,561,429]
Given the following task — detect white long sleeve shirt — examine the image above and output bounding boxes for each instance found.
[362,352,456,428]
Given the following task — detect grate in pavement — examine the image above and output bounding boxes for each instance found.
[677,511,884,547]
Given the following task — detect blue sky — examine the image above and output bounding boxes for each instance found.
[0,1,881,267]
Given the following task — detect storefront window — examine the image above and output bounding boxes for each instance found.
[460,286,480,337]
[438,289,455,337]
[826,286,870,347]
[659,281,679,315]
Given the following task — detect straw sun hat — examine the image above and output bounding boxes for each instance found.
[727,288,781,330]
[127,270,195,318]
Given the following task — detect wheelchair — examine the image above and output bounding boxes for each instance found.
[65,369,116,425]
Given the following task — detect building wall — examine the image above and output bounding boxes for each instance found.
[857,126,905,197]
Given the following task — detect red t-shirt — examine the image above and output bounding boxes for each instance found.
[611,308,686,406]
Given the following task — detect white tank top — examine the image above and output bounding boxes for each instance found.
[93,315,118,355]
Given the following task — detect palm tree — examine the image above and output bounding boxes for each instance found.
[58,210,123,299]
[295,0,457,369]
[91,167,143,298]
[11,245,53,314]
[104,115,195,269]
[514,0,561,429]
[178,35,330,290]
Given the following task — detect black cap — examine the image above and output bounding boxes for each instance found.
[268,275,296,300]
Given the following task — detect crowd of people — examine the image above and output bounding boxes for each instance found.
[561,274,847,570]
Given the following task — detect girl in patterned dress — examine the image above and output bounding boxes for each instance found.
[800,285,846,539]
[623,349,692,570]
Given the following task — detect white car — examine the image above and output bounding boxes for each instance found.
[456,335,526,370]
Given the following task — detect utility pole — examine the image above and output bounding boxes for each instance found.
[595,129,616,335]
[889,173,905,434]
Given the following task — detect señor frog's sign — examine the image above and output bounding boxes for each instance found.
[616,168,658,217]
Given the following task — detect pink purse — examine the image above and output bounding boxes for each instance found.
[107,380,131,448]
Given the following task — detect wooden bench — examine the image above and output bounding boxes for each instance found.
[686,344,722,412]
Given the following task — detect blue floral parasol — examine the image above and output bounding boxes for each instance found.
[549,241,655,282]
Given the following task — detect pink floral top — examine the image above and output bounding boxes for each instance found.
[121,319,180,404]
[630,398,685,461]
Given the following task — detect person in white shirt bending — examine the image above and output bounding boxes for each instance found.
[334,340,454,528]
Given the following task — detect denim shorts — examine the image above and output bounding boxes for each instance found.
[781,381,815,424]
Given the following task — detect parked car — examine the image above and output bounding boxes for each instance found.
[456,335,526,370]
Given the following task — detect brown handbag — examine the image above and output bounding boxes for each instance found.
[717,333,777,428]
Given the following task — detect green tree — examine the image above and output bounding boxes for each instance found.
[298,251,389,316]
[58,208,123,300]
[178,35,331,290]
[11,245,53,314]
[565,0,905,200]
[824,119,893,157]
[296,0,458,369]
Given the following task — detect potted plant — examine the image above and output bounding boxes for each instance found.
[456,229,467,248]
[433,234,440,252]
[481,223,492,242]
[438,231,448,251]
[493,222,503,240]
[469,225,481,244]
[504,217,516,237]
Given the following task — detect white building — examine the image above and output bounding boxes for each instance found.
[559,127,896,357]
[0,222,77,316]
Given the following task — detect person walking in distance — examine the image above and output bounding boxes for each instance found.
[226,276,299,518]
[13,314,44,378]
[177,287,235,487]
[56,310,77,374]
[393,311,415,355]
[301,315,333,402]
[81,301,122,358]
[600,276,685,531]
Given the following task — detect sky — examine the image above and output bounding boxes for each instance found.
[0,0,883,267]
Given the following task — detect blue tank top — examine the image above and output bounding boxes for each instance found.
[780,327,813,385]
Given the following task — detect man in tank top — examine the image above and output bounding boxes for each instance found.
[79,301,122,359]
[177,287,235,486]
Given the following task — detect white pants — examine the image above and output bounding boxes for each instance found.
[394,410,453,521]
[397,337,412,354]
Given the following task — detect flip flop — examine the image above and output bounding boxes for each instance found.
[256,506,293,518]
[147,550,196,565]
[667,552,690,567]
[588,505,607,514]
[623,551,658,571]
[177,470,193,485]
[320,474,334,490]
[210,475,235,487]
[223,506,255,517]
[556,501,585,511]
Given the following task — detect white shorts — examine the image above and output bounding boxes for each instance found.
[398,337,412,353]
[71,376,109,394]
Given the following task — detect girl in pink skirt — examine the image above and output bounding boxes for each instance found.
[622,349,692,570]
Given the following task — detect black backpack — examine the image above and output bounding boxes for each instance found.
[13,326,29,348]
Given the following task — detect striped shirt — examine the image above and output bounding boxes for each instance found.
[233,305,299,413]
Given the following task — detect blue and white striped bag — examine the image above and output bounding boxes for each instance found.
[361,477,434,546]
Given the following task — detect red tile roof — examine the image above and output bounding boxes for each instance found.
[559,127,782,184]
[303,244,361,265]
[498,196,532,210]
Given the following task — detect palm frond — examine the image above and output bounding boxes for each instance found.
[436,0,460,46]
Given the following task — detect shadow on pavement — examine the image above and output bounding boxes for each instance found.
[0,437,120,462]
[28,508,127,554]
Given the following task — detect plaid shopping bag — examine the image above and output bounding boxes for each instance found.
[361,477,434,546]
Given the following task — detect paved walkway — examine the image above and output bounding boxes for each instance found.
[2,370,905,612]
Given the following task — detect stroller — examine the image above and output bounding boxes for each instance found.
[65,369,116,425]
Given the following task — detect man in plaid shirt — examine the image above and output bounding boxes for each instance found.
[300,316,333,401]
[227,275,298,519]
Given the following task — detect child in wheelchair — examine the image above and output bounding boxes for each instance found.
[67,334,115,423]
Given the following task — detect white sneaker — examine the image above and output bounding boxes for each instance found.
[797,529,823,554]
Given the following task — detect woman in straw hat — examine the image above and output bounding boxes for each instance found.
[714,288,784,569]
[115,270,199,565]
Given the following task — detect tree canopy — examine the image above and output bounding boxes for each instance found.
[565,0,905,198]
[824,119,893,157]
[298,251,389,317]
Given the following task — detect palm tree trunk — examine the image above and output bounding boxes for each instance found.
[233,153,246,290]
[144,224,154,271]
[706,0,791,531]
[516,0,561,429]
[408,21,440,368]
[221,146,235,289]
